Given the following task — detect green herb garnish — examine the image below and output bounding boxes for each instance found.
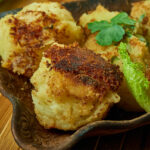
[111,12,135,25]
[88,12,136,46]
[119,42,150,112]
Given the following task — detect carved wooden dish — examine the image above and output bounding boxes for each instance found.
[0,0,150,150]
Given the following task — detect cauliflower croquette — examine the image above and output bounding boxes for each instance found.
[128,36,150,67]
[30,43,123,130]
[131,1,150,43]
[79,5,119,61]
[79,5,118,35]
[0,2,84,77]
[84,33,118,61]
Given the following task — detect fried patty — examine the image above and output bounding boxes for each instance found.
[44,43,123,95]
[31,43,123,130]
[79,5,119,61]
[0,2,84,77]
[79,5,118,36]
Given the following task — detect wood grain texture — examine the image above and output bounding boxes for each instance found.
[0,96,21,150]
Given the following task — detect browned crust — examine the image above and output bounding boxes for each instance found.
[10,50,41,77]
[9,11,56,49]
[44,43,123,98]
[6,11,57,77]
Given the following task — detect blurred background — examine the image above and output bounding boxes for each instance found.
[0,0,76,12]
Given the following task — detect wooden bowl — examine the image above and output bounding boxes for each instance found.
[0,0,150,150]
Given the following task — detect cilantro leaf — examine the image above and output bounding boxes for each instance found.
[88,12,136,46]
[96,24,125,46]
[111,12,136,25]
[88,21,111,33]
[119,42,150,112]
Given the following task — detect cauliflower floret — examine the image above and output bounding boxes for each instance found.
[0,2,84,77]
[30,43,123,130]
